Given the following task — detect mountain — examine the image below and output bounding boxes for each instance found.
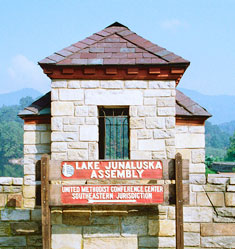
[0,88,42,107]
[178,88,235,124]
[219,120,235,136]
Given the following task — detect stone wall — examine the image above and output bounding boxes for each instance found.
[51,80,176,161]
[0,177,42,248]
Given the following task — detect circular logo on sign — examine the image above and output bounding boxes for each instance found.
[62,163,75,177]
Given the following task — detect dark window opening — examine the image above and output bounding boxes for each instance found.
[99,107,129,160]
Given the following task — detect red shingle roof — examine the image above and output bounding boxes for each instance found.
[39,22,189,66]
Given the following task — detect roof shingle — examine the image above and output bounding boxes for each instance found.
[39,22,189,66]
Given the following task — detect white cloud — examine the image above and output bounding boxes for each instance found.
[160,19,187,31]
[6,54,50,93]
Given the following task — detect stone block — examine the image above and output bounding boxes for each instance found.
[144,89,172,97]
[51,152,67,161]
[83,237,138,249]
[125,80,147,88]
[149,220,175,236]
[7,194,22,208]
[24,164,35,175]
[137,129,152,139]
[190,174,206,184]
[52,224,82,249]
[190,163,205,173]
[0,223,10,236]
[0,236,26,246]
[157,97,175,107]
[165,117,175,128]
[12,177,23,185]
[52,142,67,152]
[88,106,98,116]
[175,149,191,160]
[154,129,174,139]
[40,131,51,143]
[52,80,67,88]
[91,216,119,225]
[52,132,79,142]
[24,144,50,154]
[144,97,156,105]
[184,232,200,247]
[184,207,213,222]
[12,186,22,193]
[75,106,89,116]
[24,198,35,208]
[189,125,205,133]
[204,184,225,192]
[68,142,88,149]
[27,235,42,246]
[89,142,98,160]
[201,223,235,236]
[152,151,166,159]
[24,131,40,144]
[59,89,83,101]
[23,186,35,198]
[168,206,175,219]
[131,151,152,159]
[158,107,175,116]
[63,210,91,225]
[175,134,205,149]
[31,209,42,221]
[176,125,188,133]
[130,118,145,129]
[101,80,123,88]
[24,175,35,185]
[83,225,120,237]
[1,209,30,221]
[165,138,175,146]
[68,117,84,125]
[24,124,48,131]
[85,90,143,105]
[227,185,235,191]
[86,117,98,125]
[225,192,235,206]
[166,147,175,159]
[64,125,79,132]
[51,102,74,116]
[139,236,175,248]
[68,80,81,88]
[0,194,6,207]
[0,177,12,185]
[81,80,99,88]
[130,106,137,117]
[201,236,235,248]
[183,223,200,232]
[52,117,63,131]
[207,175,229,185]
[191,149,205,163]
[149,80,175,89]
[197,192,224,206]
[230,177,235,185]
[137,106,156,117]
[68,150,88,160]
[10,222,40,235]
[122,216,147,236]
[138,139,165,151]
[51,88,59,100]
[80,125,98,141]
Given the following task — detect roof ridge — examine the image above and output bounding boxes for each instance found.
[115,32,169,63]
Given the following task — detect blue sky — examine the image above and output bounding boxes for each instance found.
[0,0,234,95]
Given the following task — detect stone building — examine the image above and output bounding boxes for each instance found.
[1,22,235,248]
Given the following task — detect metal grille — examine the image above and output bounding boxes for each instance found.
[99,107,129,160]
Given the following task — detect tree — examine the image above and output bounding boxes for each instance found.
[225,132,235,161]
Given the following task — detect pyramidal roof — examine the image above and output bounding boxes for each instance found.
[39,22,189,66]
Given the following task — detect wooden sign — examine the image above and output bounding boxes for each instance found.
[61,160,163,180]
[61,184,164,205]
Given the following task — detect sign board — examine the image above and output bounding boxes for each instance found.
[61,184,164,205]
[61,160,163,180]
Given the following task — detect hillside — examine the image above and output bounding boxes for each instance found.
[178,87,235,124]
[0,88,42,107]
